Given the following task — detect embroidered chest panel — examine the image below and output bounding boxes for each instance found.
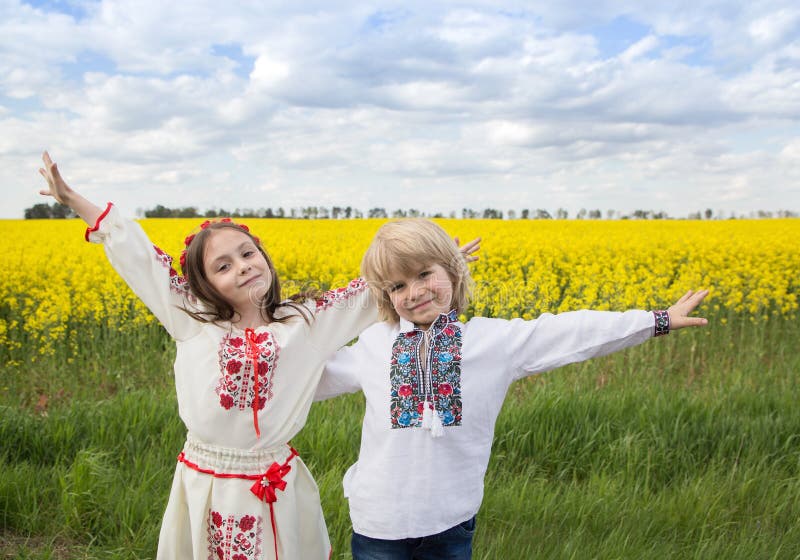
[217,331,278,412]
[389,316,463,429]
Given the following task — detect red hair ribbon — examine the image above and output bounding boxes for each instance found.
[179,218,258,276]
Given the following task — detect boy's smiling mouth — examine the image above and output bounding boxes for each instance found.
[410,299,433,311]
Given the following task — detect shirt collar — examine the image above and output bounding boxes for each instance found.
[398,309,459,334]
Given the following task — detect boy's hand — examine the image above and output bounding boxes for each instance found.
[38,151,74,205]
[667,289,709,330]
[455,236,481,263]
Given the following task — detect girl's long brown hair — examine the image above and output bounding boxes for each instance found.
[181,221,317,325]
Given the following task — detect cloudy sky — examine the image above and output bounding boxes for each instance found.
[2,1,799,219]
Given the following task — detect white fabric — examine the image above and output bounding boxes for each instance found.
[316,309,657,539]
[87,204,378,559]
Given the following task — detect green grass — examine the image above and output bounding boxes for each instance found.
[1,314,799,559]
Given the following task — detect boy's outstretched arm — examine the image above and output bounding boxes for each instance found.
[667,289,710,330]
[38,151,104,226]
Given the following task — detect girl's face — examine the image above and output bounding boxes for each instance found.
[202,228,272,312]
[386,262,454,330]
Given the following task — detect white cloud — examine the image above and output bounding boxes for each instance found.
[619,35,660,63]
[748,8,800,45]
[250,55,291,89]
[1,1,799,219]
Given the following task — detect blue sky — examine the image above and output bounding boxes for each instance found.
[2,0,799,218]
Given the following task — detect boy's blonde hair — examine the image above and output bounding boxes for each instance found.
[361,219,474,323]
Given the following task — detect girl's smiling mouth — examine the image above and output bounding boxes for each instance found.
[239,275,263,288]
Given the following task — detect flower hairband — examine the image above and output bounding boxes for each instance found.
[178,218,260,271]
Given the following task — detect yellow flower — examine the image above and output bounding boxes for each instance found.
[2,216,798,361]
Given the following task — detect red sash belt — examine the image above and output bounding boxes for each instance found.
[177,446,299,560]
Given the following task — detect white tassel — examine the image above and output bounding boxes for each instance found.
[421,400,433,429]
[430,407,444,438]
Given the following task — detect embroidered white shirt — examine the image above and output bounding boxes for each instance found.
[316,308,659,539]
[87,203,377,450]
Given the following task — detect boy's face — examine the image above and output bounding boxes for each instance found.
[386,263,454,330]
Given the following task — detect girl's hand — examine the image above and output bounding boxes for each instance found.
[37,151,104,226]
[38,151,75,205]
[455,236,481,263]
[667,289,710,330]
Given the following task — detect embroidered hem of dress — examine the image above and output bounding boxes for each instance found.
[178,436,299,560]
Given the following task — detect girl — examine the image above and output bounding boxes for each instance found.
[37,151,380,559]
[315,218,709,560]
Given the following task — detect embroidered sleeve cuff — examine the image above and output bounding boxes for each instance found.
[315,278,369,311]
[653,310,670,336]
[84,202,115,243]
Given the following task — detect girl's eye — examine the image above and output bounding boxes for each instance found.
[389,282,404,293]
[217,263,230,272]
[419,270,431,278]
[243,250,255,258]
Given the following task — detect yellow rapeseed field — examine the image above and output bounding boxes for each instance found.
[2,217,798,360]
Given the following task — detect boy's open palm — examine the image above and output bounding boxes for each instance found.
[455,236,481,262]
[667,289,710,330]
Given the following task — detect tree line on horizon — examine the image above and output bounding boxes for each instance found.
[22,201,799,220]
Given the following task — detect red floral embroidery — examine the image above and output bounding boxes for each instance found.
[207,510,263,560]
[229,337,244,348]
[216,332,279,414]
[315,278,368,311]
[152,245,195,301]
[219,394,234,410]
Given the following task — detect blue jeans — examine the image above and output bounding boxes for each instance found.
[351,516,476,560]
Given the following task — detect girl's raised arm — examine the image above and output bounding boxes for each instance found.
[37,151,199,340]
[38,151,103,225]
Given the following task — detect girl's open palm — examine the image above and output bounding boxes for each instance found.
[667,289,709,330]
[38,151,73,205]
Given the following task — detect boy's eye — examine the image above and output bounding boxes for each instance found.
[388,282,404,293]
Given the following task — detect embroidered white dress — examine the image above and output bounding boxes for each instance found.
[315,309,663,539]
[86,204,377,559]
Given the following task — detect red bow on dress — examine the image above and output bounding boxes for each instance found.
[250,460,292,503]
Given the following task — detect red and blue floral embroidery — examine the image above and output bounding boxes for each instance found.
[390,310,462,429]
[316,278,368,311]
[217,331,278,412]
[207,509,263,560]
